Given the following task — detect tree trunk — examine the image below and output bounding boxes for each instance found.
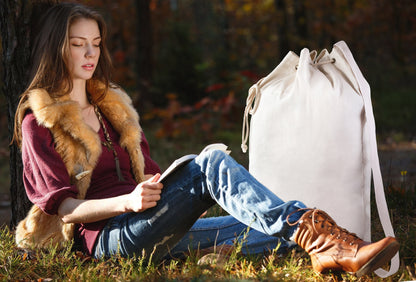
[274,0,290,60]
[135,0,152,112]
[0,0,57,228]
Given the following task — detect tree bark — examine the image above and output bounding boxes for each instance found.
[135,0,153,112]
[274,0,290,60]
[0,0,57,228]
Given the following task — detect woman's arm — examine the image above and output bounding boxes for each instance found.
[58,174,163,224]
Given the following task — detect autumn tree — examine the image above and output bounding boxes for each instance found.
[135,0,153,111]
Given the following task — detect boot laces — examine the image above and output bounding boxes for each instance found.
[288,208,360,245]
[312,209,359,245]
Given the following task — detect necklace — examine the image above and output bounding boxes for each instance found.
[94,105,125,181]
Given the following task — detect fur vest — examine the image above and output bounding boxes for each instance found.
[15,81,145,249]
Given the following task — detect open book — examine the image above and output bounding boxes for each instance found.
[157,143,231,183]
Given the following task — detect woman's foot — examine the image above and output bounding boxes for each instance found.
[288,209,399,277]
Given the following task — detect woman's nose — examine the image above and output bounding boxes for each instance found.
[85,44,96,58]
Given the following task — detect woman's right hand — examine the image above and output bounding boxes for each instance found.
[126,173,164,213]
[59,174,164,224]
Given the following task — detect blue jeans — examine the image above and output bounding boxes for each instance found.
[94,150,306,260]
[168,215,297,257]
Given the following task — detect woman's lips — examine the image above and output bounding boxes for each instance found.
[82,64,95,71]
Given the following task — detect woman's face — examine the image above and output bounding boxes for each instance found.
[68,18,101,82]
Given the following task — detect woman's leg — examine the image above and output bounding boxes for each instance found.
[94,149,399,276]
[94,150,305,260]
[167,215,296,258]
[192,150,307,239]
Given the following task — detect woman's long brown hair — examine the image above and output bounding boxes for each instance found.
[12,3,113,146]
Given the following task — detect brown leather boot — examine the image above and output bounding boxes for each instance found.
[288,209,399,277]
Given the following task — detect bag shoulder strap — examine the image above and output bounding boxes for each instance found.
[334,40,399,278]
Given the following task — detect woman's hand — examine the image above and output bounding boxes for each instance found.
[126,173,164,213]
[58,174,164,224]
[144,174,155,180]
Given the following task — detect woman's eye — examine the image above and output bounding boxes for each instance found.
[71,43,82,47]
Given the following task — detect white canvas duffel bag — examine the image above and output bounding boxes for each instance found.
[241,41,399,277]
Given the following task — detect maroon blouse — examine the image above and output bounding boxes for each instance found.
[21,112,161,255]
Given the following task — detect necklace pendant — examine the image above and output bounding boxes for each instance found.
[114,156,125,181]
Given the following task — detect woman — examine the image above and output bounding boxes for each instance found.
[13,3,398,277]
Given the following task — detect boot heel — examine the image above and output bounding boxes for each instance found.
[355,239,400,277]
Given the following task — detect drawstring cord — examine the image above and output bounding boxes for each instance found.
[241,78,263,153]
[295,57,335,70]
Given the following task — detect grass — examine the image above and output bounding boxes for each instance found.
[0,122,415,281]
[2,225,412,281]
[1,194,415,281]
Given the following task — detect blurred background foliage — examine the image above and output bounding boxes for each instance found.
[1,0,415,174]
[72,0,416,140]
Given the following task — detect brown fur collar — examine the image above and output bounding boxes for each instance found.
[15,81,145,249]
[18,81,145,198]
